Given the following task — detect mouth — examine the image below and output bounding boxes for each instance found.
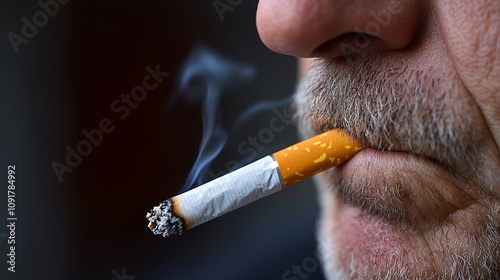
[315,121,464,180]
[337,147,474,222]
[319,141,478,276]
[294,48,500,276]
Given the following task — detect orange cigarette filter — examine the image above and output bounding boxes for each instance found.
[273,129,364,186]
[147,129,364,237]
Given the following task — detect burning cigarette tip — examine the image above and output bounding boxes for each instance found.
[146,199,184,237]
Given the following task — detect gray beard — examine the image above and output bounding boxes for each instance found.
[294,57,500,279]
[315,184,500,279]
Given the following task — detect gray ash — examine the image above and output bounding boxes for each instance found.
[146,199,184,237]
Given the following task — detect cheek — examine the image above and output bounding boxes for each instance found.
[434,1,500,86]
[433,1,500,147]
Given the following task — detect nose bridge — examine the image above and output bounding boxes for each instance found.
[257,0,422,58]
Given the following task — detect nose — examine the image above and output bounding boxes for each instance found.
[256,0,425,58]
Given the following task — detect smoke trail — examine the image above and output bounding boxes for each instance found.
[171,45,293,193]
[171,45,254,192]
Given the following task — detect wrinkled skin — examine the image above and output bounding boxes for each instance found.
[257,0,500,278]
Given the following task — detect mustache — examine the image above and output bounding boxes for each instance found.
[293,57,485,176]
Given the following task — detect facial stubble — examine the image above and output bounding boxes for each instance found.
[295,57,500,279]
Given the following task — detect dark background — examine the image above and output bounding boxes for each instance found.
[0,1,325,279]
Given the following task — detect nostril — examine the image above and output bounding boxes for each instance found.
[311,32,379,58]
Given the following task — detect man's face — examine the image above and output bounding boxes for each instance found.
[257,0,500,278]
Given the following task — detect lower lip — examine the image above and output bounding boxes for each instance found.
[350,147,403,164]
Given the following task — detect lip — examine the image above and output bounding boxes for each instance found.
[332,147,474,229]
[334,148,415,223]
[320,148,456,276]
[323,147,476,276]
[323,148,429,276]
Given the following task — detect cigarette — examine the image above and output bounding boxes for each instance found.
[146,129,363,237]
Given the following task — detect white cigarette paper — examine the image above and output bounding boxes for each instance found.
[174,156,282,229]
[147,156,283,237]
[147,129,363,237]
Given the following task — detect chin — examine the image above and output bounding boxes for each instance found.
[317,187,423,279]
[315,165,500,279]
